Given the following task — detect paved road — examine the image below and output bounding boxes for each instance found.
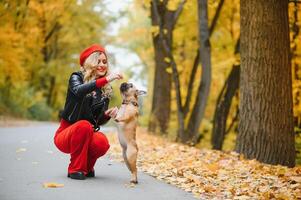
[0,122,195,200]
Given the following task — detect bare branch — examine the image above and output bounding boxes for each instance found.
[173,0,187,25]
[209,0,225,37]
[152,0,184,110]
[185,0,225,114]
[45,22,62,43]
[183,50,199,115]
[225,105,238,135]
[151,0,162,26]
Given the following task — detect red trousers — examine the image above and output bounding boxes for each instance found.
[54,119,110,175]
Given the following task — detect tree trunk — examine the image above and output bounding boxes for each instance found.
[236,0,295,167]
[185,0,211,144]
[211,38,240,150]
[291,2,301,131]
[148,1,172,134]
[212,65,240,150]
[148,39,171,134]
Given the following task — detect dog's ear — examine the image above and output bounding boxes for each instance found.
[120,82,129,93]
[137,90,147,96]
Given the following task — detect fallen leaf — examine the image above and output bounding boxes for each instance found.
[206,163,219,172]
[43,182,64,188]
[290,176,301,183]
[106,128,301,199]
[124,183,136,188]
[16,148,26,153]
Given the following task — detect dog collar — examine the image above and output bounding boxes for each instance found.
[122,100,139,107]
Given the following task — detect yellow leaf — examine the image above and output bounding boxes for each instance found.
[124,182,136,188]
[262,191,275,199]
[164,57,171,63]
[163,29,168,35]
[290,176,301,183]
[43,182,64,188]
[275,193,291,200]
[150,26,159,37]
[166,67,172,74]
[206,163,219,172]
[167,0,179,11]
[16,148,26,153]
[204,185,215,192]
[142,0,151,8]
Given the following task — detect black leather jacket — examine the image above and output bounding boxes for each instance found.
[60,71,110,129]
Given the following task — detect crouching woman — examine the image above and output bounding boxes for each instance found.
[54,44,122,180]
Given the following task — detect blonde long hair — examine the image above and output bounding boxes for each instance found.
[80,51,113,97]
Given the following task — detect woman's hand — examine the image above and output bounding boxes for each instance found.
[105,107,119,119]
[106,72,123,82]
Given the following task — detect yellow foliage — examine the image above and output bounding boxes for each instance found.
[164,57,171,63]
[167,0,181,11]
[163,28,168,35]
[0,0,108,119]
[290,3,301,121]
[150,25,160,37]
[142,0,151,8]
[0,24,27,87]
[166,67,173,74]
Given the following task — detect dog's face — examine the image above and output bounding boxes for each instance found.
[120,82,146,100]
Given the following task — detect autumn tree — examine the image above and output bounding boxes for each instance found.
[148,0,186,135]
[211,38,240,150]
[184,0,212,143]
[149,0,233,144]
[0,0,109,120]
[236,0,295,167]
[290,2,301,130]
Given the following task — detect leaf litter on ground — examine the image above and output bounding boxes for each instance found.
[107,127,301,199]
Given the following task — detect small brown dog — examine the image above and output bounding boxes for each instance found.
[115,82,146,184]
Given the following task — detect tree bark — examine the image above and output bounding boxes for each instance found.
[185,0,211,144]
[148,40,171,134]
[211,38,240,150]
[183,0,224,117]
[149,0,185,135]
[148,1,172,135]
[236,0,295,167]
[212,65,240,150]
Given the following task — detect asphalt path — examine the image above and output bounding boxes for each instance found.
[0,122,195,200]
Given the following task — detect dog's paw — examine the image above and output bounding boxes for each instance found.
[130,180,138,184]
[124,182,137,188]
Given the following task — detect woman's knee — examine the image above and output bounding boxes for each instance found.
[100,133,110,152]
[76,120,93,133]
[98,135,110,156]
[91,133,110,157]
[73,120,94,140]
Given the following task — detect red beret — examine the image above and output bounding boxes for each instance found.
[79,44,106,66]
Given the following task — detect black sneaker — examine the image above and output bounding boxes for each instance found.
[67,172,86,180]
[86,170,95,177]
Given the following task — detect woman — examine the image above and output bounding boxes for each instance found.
[54,44,122,180]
